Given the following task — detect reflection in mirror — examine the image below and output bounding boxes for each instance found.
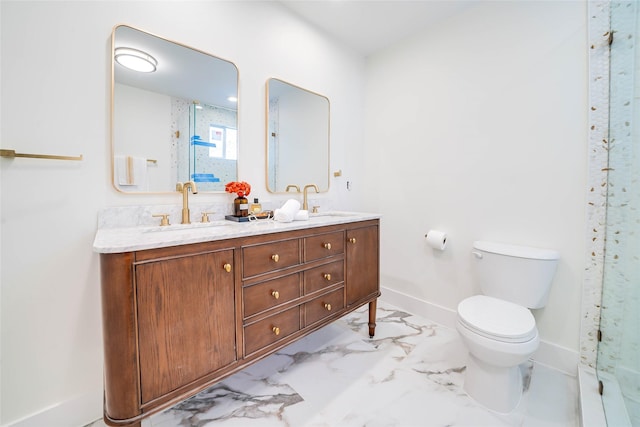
[266,79,330,193]
[112,25,239,193]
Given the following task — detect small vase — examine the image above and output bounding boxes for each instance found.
[234,195,249,217]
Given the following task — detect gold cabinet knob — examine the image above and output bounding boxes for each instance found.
[323,273,331,281]
[323,243,332,250]
[324,303,332,311]
[271,254,279,262]
[348,237,357,244]
[272,326,280,336]
[271,290,280,299]
[223,263,232,273]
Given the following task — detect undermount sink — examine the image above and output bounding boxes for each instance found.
[142,221,230,233]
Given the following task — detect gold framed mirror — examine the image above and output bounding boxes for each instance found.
[266,78,330,193]
[111,25,239,193]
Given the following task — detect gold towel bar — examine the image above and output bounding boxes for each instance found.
[1,149,83,161]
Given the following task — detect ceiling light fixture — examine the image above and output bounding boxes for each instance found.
[114,47,157,73]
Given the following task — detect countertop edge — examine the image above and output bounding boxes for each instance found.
[93,212,381,254]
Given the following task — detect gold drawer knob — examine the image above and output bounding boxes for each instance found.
[323,242,332,250]
[271,254,279,262]
[272,326,280,336]
[271,290,280,299]
[348,237,357,244]
[324,303,332,311]
[323,273,331,281]
[223,263,232,273]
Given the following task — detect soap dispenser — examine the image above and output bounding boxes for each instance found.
[250,198,262,214]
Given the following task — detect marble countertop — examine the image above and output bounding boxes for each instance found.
[93,211,380,254]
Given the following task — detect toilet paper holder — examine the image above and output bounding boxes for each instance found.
[425,230,448,250]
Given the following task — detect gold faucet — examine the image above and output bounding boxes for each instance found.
[285,184,301,193]
[176,181,198,224]
[303,184,319,211]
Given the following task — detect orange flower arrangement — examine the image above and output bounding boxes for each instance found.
[225,181,251,198]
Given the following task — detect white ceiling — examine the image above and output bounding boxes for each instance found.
[278,0,476,56]
[113,2,477,108]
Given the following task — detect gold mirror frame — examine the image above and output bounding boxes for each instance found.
[111,24,239,193]
[266,78,330,193]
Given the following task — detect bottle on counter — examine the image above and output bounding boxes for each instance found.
[234,195,249,217]
[250,198,262,214]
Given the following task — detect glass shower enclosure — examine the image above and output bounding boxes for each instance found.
[597,2,640,426]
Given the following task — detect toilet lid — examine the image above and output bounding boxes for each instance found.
[457,295,537,343]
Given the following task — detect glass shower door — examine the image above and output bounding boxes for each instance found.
[597,2,640,426]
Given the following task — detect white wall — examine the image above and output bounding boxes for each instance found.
[364,1,588,360]
[0,1,364,425]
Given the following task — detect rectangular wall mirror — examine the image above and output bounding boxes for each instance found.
[266,78,330,193]
[112,25,239,193]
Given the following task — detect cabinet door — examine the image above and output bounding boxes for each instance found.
[136,250,236,403]
[346,225,379,306]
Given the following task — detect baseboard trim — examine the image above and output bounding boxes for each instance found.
[2,389,102,427]
[380,286,457,329]
[379,286,579,376]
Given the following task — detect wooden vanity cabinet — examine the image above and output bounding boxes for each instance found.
[100,219,379,427]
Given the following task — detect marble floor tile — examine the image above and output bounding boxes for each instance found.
[87,302,578,427]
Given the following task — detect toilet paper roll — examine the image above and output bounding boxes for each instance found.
[425,230,448,250]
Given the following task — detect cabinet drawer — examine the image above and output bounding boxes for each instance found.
[304,288,345,327]
[243,274,301,318]
[242,239,301,278]
[244,307,300,355]
[303,260,344,295]
[304,231,344,262]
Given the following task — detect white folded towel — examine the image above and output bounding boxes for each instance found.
[273,199,301,223]
[294,210,309,221]
[116,155,148,188]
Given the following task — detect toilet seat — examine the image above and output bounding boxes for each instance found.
[457,295,537,343]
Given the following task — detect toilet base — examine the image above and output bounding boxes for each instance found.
[463,353,523,413]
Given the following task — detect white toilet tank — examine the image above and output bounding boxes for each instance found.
[472,241,559,309]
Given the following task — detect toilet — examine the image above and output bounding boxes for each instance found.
[456,241,559,413]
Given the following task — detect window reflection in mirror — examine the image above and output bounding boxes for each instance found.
[183,102,238,190]
[112,25,238,193]
[266,79,330,193]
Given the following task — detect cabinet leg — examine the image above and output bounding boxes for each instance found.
[368,299,377,338]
